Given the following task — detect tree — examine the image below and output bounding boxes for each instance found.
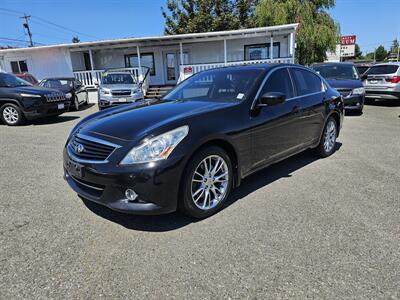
[72,36,80,43]
[255,0,339,65]
[375,45,387,61]
[161,0,259,35]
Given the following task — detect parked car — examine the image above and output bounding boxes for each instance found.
[0,72,69,126]
[354,62,374,77]
[15,73,39,85]
[98,71,144,110]
[362,63,400,101]
[63,64,343,219]
[311,62,365,113]
[40,77,88,111]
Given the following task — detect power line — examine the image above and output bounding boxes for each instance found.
[0,7,100,40]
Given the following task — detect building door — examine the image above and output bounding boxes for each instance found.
[163,51,189,85]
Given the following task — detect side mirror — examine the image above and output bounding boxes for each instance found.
[258,92,286,107]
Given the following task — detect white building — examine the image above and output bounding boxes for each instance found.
[0,24,298,96]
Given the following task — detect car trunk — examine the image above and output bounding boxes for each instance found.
[364,65,400,89]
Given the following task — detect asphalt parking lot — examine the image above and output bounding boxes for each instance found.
[1,103,399,299]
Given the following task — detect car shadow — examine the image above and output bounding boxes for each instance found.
[82,143,342,232]
[27,115,81,125]
[345,110,363,117]
[366,99,400,107]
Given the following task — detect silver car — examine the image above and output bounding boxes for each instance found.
[363,63,400,101]
[98,71,144,110]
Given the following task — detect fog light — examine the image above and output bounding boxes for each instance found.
[125,189,138,201]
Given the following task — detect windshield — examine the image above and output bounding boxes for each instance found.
[41,79,74,89]
[0,73,32,87]
[365,65,399,75]
[164,68,265,102]
[312,64,359,80]
[101,73,136,85]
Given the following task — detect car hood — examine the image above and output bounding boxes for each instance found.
[11,85,62,95]
[77,99,237,142]
[326,79,363,89]
[100,84,140,90]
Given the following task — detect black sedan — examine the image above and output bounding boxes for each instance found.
[40,77,88,111]
[311,62,365,113]
[63,64,344,218]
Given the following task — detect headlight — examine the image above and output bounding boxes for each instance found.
[120,125,189,164]
[65,93,72,99]
[20,93,42,98]
[100,88,110,94]
[352,87,365,95]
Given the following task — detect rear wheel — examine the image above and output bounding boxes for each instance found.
[71,96,79,111]
[1,103,24,126]
[314,117,337,157]
[180,146,233,219]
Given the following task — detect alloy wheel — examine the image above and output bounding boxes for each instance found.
[3,106,19,125]
[191,155,229,210]
[323,120,336,153]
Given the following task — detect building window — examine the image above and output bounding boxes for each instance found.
[10,60,28,73]
[125,53,155,76]
[244,43,281,60]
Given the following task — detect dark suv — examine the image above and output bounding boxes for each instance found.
[0,72,70,126]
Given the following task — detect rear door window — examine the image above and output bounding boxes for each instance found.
[366,65,399,75]
[290,68,323,96]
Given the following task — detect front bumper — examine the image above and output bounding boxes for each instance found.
[23,101,71,120]
[63,146,184,215]
[365,90,400,100]
[343,94,364,110]
[98,95,144,109]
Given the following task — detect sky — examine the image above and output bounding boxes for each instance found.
[0,0,399,54]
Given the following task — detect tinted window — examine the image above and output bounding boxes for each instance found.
[42,79,73,89]
[101,73,136,84]
[260,68,294,98]
[366,65,399,75]
[0,73,31,87]
[291,69,322,96]
[164,68,265,102]
[312,64,359,80]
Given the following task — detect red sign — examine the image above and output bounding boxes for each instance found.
[341,35,356,45]
[183,66,193,74]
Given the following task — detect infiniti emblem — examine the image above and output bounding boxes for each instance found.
[75,143,85,153]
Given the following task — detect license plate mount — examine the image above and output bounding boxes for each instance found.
[58,103,65,109]
[66,159,84,179]
[118,98,127,102]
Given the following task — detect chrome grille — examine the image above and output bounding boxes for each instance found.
[112,90,131,97]
[337,89,352,98]
[45,92,66,102]
[68,134,117,161]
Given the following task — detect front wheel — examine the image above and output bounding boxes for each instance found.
[180,146,233,219]
[314,117,338,157]
[1,103,24,126]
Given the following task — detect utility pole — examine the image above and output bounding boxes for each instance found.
[20,14,33,47]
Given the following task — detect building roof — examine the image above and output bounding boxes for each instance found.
[0,23,298,54]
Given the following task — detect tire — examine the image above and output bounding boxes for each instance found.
[180,146,233,219]
[314,116,338,157]
[84,92,89,105]
[71,96,79,111]
[1,103,24,126]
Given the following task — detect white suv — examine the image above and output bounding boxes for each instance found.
[98,71,144,110]
[363,63,400,101]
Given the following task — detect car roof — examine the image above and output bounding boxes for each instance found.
[42,77,75,80]
[370,62,400,67]
[312,62,354,67]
